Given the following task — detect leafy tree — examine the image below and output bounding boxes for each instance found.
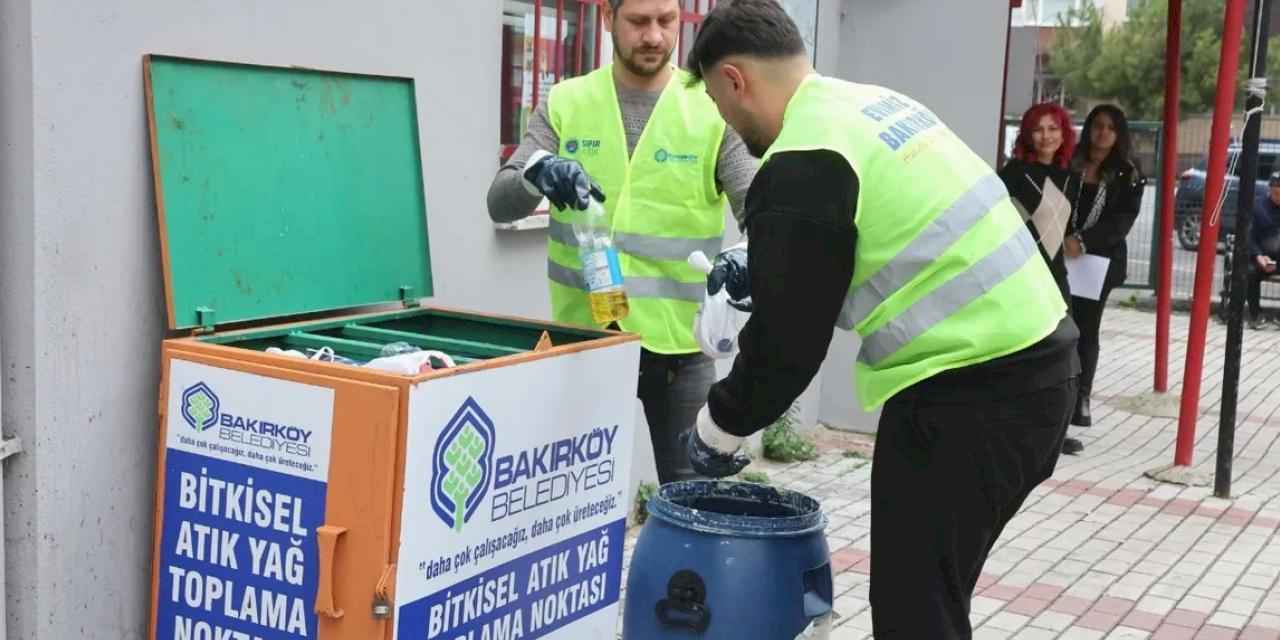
[1048,0,1280,120]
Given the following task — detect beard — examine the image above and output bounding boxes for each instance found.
[741,128,771,159]
[744,137,770,159]
[615,35,672,77]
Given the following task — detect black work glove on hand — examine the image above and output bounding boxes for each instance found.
[522,151,607,211]
[685,407,751,478]
[706,244,752,312]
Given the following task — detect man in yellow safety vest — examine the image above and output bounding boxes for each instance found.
[486,0,757,485]
[682,2,1081,638]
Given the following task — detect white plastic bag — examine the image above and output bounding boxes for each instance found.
[363,350,457,375]
[689,245,752,359]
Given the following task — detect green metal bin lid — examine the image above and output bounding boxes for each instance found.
[145,55,433,331]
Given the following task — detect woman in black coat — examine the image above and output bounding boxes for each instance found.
[999,101,1085,454]
[1064,104,1145,428]
[999,102,1079,307]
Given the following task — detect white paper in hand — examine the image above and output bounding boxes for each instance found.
[1066,254,1111,301]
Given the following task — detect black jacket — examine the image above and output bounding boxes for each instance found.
[1073,159,1145,290]
[998,158,1077,306]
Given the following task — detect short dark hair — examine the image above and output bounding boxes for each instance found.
[684,0,807,86]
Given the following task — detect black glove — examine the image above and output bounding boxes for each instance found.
[706,244,752,312]
[685,408,751,478]
[522,151,607,211]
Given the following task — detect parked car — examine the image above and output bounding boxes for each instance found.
[1174,141,1280,250]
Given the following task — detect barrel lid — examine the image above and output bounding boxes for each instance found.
[145,54,433,331]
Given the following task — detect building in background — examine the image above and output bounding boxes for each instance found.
[1006,0,1130,119]
[1101,0,1136,31]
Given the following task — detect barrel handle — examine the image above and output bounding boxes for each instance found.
[655,569,711,632]
[802,562,833,619]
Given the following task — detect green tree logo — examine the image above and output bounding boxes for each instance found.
[431,398,496,531]
[180,383,220,432]
[441,423,487,531]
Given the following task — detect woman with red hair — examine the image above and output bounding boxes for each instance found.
[1000,102,1085,455]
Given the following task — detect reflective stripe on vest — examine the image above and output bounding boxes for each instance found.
[547,218,722,263]
[545,64,728,353]
[547,259,704,302]
[857,225,1038,365]
[761,75,1064,409]
[836,173,1010,330]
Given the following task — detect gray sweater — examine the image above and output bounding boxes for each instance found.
[486,81,758,228]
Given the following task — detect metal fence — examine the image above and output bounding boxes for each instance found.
[1003,115,1280,307]
[1142,115,1280,307]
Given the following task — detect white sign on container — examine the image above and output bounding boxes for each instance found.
[156,359,336,640]
[393,344,638,640]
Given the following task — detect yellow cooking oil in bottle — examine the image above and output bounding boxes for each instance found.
[576,199,630,324]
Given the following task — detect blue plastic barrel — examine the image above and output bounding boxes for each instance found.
[622,481,833,639]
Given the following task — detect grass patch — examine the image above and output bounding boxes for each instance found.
[762,401,818,463]
[633,482,658,525]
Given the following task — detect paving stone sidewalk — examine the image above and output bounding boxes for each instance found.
[621,307,1280,639]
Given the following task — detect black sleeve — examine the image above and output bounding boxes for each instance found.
[1081,166,1145,251]
[998,160,1037,214]
[707,150,859,438]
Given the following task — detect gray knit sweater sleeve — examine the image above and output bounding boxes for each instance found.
[485,85,758,227]
[486,101,559,223]
[717,126,759,228]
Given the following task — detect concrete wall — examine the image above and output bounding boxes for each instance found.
[816,0,1011,432]
[1005,27,1040,121]
[0,1,545,637]
[837,2,1008,163]
[0,1,35,638]
[710,0,843,439]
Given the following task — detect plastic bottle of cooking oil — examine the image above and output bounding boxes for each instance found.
[574,198,630,324]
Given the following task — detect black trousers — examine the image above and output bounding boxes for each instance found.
[1071,289,1112,399]
[637,349,715,485]
[869,378,1076,639]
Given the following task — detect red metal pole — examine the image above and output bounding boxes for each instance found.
[997,3,1014,165]
[679,24,686,66]
[533,0,543,109]
[595,4,603,68]
[575,0,585,75]
[1176,0,1246,466]
[1156,0,1183,393]
[691,0,703,66]
[555,0,564,82]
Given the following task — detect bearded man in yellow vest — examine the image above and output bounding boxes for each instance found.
[486,0,757,485]
[681,2,1081,638]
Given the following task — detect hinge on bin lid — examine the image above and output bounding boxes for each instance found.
[400,286,419,308]
[195,307,216,334]
[0,437,23,463]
